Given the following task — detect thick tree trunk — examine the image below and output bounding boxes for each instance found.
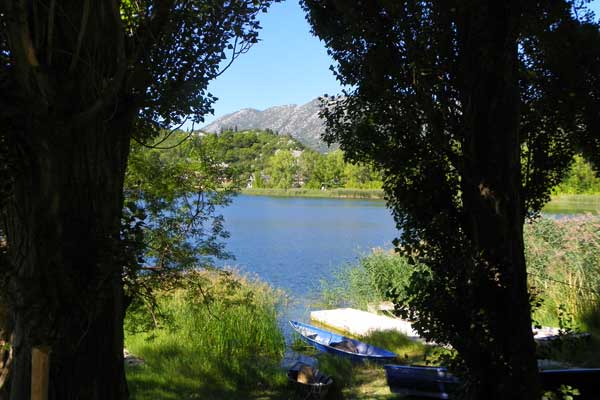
[2,114,131,400]
[458,2,540,399]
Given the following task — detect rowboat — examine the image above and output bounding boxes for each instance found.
[384,365,600,400]
[540,368,600,400]
[289,320,397,362]
[383,365,459,399]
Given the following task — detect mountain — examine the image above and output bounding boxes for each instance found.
[201,98,331,152]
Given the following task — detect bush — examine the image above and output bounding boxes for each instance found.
[555,156,600,195]
[320,249,414,310]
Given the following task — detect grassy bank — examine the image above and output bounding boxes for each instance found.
[242,188,384,200]
[526,216,600,331]
[543,194,600,214]
[243,189,600,212]
[124,269,416,399]
[125,270,292,400]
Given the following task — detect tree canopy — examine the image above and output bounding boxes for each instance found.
[302,0,600,398]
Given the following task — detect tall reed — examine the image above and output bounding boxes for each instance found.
[125,270,288,400]
[524,216,600,331]
[323,216,600,333]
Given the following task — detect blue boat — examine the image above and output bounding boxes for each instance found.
[383,365,460,399]
[289,320,397,362]
[540,368,600,400]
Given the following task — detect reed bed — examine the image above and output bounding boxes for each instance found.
[322,216,600,334]
[125,270,289,400]
[525,215,600,331]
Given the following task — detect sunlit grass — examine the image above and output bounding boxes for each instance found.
[125,270,293,400]
[543,194,600,214]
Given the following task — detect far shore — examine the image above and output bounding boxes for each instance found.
[242,188,600,213]
[242,187,385,200]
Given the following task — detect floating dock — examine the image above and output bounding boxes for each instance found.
[310,307,589,345]
[310,308,420,338]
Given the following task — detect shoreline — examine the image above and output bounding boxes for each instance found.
[242,187,385,200]
[242,189,600,211]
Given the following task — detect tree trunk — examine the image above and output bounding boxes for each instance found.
[457,2,540,399]
[2,114,132,400]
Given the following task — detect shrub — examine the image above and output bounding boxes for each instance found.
[320,249,414,310]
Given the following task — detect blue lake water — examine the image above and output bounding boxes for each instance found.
[219,195,399,333]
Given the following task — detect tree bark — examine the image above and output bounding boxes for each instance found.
[457,2,540,399]
[2,113,132,400]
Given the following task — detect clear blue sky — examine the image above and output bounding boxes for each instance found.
[202,0,342,125]
[200,0,600,126]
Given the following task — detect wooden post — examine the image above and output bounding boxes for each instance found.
[31,346,50,400]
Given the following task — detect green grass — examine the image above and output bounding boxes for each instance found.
[543,194,600,214]
[125,270,294,400]
[243,188,384,200]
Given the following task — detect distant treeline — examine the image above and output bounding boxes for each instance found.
[196,129,600,194]
[199,129,383,190]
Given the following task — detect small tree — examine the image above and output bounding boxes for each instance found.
[302,1,600,398]
[267,150,298,188]
[123,131,237,333]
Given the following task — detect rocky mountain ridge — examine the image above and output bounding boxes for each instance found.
[201,98,330,151]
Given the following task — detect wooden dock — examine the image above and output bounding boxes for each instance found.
[310,308,420,338]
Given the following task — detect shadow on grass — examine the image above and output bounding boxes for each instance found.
[358,330,433,365]
[126,343,296,400]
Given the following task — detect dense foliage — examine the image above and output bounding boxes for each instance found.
[555,156,600,195]
[122,131,238,330]
[199,129,383,189]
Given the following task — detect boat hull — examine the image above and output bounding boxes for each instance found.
[384,365,459,400]
[289,320,397,362]
[384,365,600,400]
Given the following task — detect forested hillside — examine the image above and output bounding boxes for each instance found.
[190,129,600,195]
[198,129,383,189]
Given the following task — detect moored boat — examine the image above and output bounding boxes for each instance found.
[383,364,460,399]
[384,364,600,400]
[540,368,600,399]
[289,320,397,362]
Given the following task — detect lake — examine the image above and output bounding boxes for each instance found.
[219,195,398,332]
